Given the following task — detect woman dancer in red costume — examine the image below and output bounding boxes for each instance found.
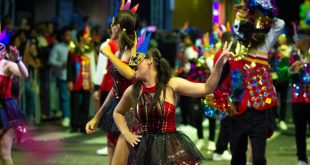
[112,30,234,164]
[0,29,28,165]
[86,0,139,164]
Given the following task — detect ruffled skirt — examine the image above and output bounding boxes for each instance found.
[128,131,204,165]
[100,97,120,134]
[0,98,25,143]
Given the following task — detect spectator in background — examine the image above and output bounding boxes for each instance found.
[23,37,41,123]
[36,22,52,119]
[1,15,14,31]
[49,27,72,127]
[44,22,56,46]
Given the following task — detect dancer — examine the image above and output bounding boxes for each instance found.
[0,29,28,165]
[228,0,284,164]
[270,34,291,131]
[85,1,139,164]
[112,29,234,163]
[289,37,310,165]
[93,14,120,157]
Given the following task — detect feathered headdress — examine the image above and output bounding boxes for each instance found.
[129,32,152,66]
[107,0,139,27]
[0,29,12,55]
[181,22,191,34]
[235,0,277,31]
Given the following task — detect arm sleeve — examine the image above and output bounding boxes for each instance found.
[48,45,62,68]
[264,18,285,51]
[94,41,109,86]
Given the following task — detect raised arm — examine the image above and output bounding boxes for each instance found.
[172,42,233,97]
[265,18,285,50]
[113,86,141,147]
[101,45,135,80]
[7,46,28,78]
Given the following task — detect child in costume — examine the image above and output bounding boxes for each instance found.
[67,27,96,133]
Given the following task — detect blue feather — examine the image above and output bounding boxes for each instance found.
[137,32,152,55]
[0,31,12,46]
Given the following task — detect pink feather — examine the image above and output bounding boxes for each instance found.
[0,29,7,40]
[123,0,131,10]
[136,32,146,49]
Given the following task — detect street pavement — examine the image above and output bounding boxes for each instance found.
[11,121,309,165]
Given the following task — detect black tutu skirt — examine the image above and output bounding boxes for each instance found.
[128,131,204,165]
[0,98,25,136]
[100,97,120,134]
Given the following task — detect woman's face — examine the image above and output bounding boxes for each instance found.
[134,57,150,80]
[63,31,72,43]
[30,43,38,56]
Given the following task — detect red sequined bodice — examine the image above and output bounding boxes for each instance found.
[109,62,132,99]
[0,75,12,99]
[134,86,176,133]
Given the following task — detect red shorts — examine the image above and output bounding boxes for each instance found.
[107,132,119,146]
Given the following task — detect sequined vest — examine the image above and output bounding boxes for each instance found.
[290,55,310,103]
[231,51,278,114]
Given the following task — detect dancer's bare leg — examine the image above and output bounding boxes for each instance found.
[0,128,15,165]
[111,135,131,165]
[107,141,116,165]
[247,137,253,164]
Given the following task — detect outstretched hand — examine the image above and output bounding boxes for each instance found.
[8,46,20,62]
[218,41,235,65]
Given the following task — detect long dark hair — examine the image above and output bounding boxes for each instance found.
[236,21,270,49]
[133,48,172,106]
[113,10,138,52]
